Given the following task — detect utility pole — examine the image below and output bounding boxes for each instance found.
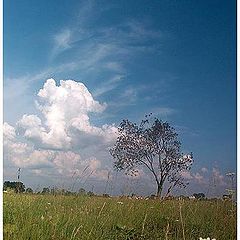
[104,171,111,195]
[226,172,235,199]
[206,174,217,197]
[17,168,21,193]
[17,168,21,180]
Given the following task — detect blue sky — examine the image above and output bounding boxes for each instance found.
[3,0,236,196]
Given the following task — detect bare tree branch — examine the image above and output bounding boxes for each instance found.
[109,116,193,198]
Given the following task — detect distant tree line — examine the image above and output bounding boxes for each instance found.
[3,181,25,193]
[3,181,95,196]
[2,181,224,201]
[193,192,205,200]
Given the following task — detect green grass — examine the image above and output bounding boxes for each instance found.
[3,193,236,240]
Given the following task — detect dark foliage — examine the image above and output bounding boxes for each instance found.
[25,188,33,193]
[42,187,50,194]
[87,191,95,196]
[78,188,86,195]
[3,181,25,193]
[193,193,205,200]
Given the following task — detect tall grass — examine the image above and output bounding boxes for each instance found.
[3,193,236,240]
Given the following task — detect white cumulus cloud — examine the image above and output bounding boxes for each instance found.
[16,78,115,150]
[4,79,117,181]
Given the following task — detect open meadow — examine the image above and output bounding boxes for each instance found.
[3,193,236,240]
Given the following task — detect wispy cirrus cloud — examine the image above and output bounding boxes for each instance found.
[46,1,163,99]
[6,0,164,110]
[93,75,124,97]
[151,107,176,118]
[51,29,73,58]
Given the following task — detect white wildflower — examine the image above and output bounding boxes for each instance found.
[199,238,216,240]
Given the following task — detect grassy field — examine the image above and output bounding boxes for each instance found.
[3,193,236,240]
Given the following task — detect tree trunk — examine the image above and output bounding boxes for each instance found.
[156,184,162,198]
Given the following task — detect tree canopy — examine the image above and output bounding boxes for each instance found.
[3,181,25,193]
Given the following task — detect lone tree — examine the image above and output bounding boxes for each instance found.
[110,116,193,198]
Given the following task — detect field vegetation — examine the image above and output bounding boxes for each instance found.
[3,193,236,240]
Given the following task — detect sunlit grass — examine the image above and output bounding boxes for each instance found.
[3,193,236,240]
